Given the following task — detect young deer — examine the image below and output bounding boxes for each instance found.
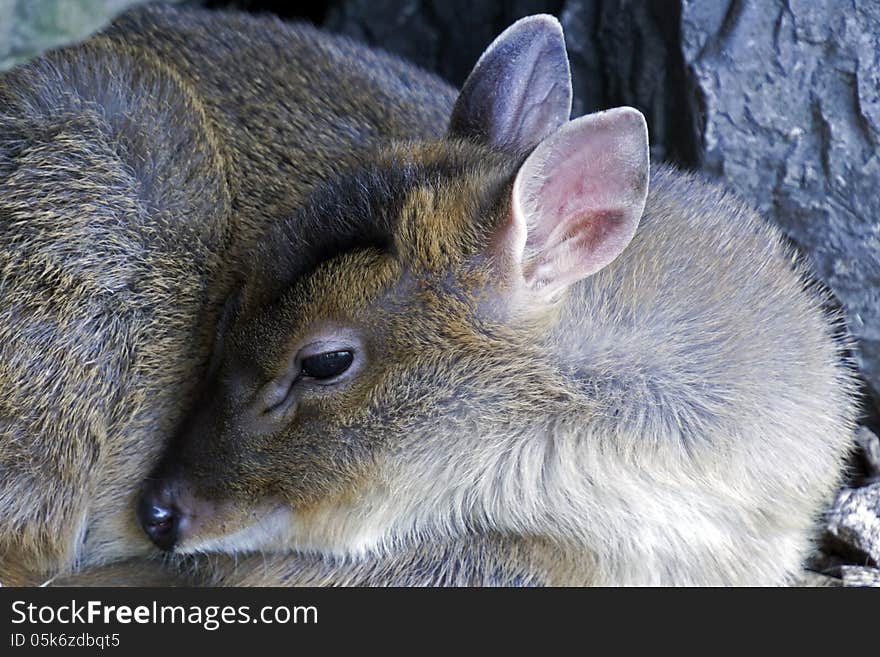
[137,16,858,585]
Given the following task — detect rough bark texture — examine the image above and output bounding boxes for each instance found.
[681,0,880,399]
[826,483,880,565]
[855,425,880,481]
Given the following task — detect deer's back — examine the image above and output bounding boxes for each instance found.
[0,5,455,578]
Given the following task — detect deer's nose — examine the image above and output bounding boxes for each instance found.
[137,481,180,551]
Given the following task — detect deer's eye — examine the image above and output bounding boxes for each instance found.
[300,350,354,381]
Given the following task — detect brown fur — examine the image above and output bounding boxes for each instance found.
[0,5,454,584]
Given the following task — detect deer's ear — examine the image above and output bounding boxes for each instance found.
[448,15,572,153]
[501,107,650,301]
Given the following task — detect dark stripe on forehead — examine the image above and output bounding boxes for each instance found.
[242,145,511,305]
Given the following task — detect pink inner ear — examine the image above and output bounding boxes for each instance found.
[511,107,650,297]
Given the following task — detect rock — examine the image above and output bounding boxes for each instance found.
[325,0,496,88]
[840,565,880,587]
[559,1,700,164]
[825,483,880,565]
[680,0,880,397]
[0,0,159,72]
[855,425,880,479]
[795,570,842,587]
[324,0,700,165]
